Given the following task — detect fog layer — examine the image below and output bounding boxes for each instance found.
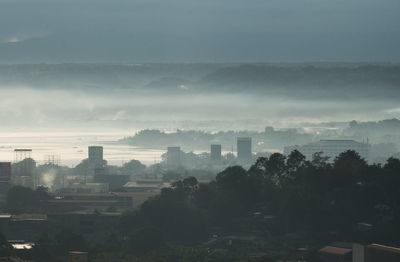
[0,63,399,131]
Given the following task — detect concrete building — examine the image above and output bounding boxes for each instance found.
[65,183,109,193]
[48,192,134,212]
[352,243,400,262]
[94,174,129,191]
[284,140,369,162]
[88,146,103,169]
[167,146,181,168]
[87,146,104,182]
[319,243,352,262]
[123,180,171,193]
[14,176,34,189]
[237,137,252,164]
[210,144,222,162]
[364,244,400,262]
[353,243,365,262]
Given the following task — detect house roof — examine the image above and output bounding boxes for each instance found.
[368,244,400,254]
[319,246,352,255]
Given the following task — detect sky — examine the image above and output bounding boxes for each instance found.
[1,0,400,63]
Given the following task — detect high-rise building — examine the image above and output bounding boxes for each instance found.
[237,137,252,164]
[210,144,222,161]
[167,147,181,168]
[88,146,103,169]
[284,139,370,162]
[87,146,104,182]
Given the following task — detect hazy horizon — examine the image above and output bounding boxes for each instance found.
[0,63,399,132]
[1,1,400,164]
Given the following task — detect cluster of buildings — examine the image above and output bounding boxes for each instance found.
[166,136,254,168]
[0,138,372,194]
[0,149,39,200]
[0,146,161,209]
[168,137,371,169]
[0,138,372,203]
[0,137,393,262]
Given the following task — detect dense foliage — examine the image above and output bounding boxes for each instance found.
[122,150,400,245]
[6,186,51,213]
[3,150,400,261]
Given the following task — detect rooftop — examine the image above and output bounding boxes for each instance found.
[124,181,171,188]
[368,244,400,254]
[319,246,352,255]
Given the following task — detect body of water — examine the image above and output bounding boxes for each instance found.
[0,131,165,167]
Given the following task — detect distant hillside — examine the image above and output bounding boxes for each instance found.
[121,119,400,161]
[1,63,399,99]
[120,128,313,152]
[197,64,400,99]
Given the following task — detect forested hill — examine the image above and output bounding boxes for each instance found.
[1,63,399,99]
[120,128,313,151]
[198,64,400,98]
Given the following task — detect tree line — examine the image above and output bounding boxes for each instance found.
[2,150,400,261]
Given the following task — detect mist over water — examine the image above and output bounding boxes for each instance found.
[0,131,165,166]
[0,63,399,167]
[0,85,399,131]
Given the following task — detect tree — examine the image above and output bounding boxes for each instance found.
[35,186,51,201]
[264,153,287,184]
[383,157,400,206]
[311,152,330,168]
[74,158,107,176]
[286,150,306,182]
[6,186,51,212]
[333,150,367,186]
[6,186,36,210]
[122,160,146,177]
[286,150,305,172]
[55,230,87,254]
[0,231,12,258]
[193,181,217,210]
[32,233,57,262]
[215,166,261,219]
[130,227,164,256]
[216,166,249,194]
[182,176,198,192]
[384,157,400,173]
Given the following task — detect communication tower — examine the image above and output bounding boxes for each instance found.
[14,149,32,163]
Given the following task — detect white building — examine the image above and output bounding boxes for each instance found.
[284,139,369,162]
